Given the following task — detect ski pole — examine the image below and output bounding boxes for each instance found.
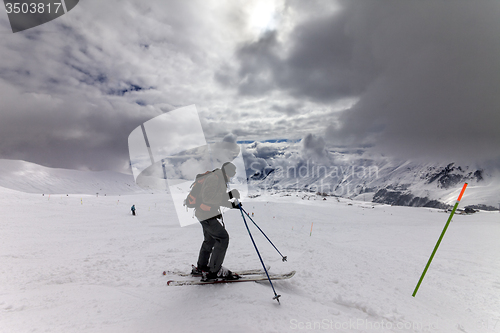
[412,183,468,297]
[240,206,287,262]
[239,204,281,304]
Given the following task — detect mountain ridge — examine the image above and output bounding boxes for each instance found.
[1,144,499,210]
[242,141,500,210]
[0,159,144,195]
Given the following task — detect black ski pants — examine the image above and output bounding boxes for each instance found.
[197,215,229,274]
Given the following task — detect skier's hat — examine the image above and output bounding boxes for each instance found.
[222,162,236,175]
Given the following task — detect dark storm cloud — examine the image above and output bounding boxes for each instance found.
[222,133,238,144]
[276,13,368,101]
[302,133,326,159]
[222,0,378,101]
[270,102,303,115]
[0,20,159,171]
[0,0,247,171]
[331,0,500,163]
[233,31,281,96]
[0,78,152,171]
[226,0,500,163]
[2,0,499,172]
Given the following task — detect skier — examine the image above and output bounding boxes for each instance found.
[188,162,241,280]
[131,204,136,216]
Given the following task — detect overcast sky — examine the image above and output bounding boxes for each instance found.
[0,0,499,172]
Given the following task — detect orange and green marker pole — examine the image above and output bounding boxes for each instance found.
[412,182,468,297]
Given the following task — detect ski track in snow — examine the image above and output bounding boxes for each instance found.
[0,187,499,333]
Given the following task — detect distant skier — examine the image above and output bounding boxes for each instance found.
[185,162,241,280]
[131,204,136,216]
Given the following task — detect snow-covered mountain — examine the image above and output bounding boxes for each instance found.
[0,159,144,195]
[241,141,500,210]
[1,141,499,211]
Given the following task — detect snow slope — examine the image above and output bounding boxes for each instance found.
[0,159,144,195]
[1,184,499,333]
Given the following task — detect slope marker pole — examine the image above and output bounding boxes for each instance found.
[412,183,468,297]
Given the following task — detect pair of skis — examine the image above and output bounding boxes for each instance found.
[169,206,289,303]
[165,266,295,286]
